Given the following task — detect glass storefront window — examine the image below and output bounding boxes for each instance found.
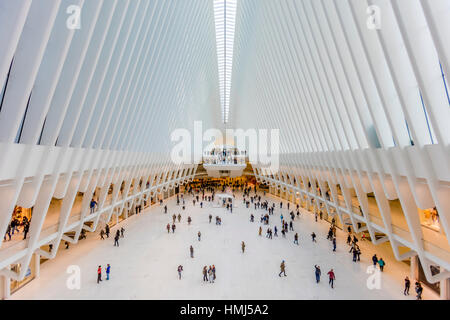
[419,207,440,231]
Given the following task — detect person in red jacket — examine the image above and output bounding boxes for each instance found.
[327,269,336,288]
[97,265,102,284]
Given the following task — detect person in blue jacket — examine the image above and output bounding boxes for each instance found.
[314,265,321,283]
[106,264,111,280]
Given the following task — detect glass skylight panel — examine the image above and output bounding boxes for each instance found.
[214,0,237,124]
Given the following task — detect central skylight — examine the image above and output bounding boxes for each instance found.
[214,0,237,124]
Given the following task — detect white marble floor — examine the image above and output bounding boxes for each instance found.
[10,192,437,300]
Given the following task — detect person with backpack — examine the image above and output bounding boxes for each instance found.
[378,258,385,272]
[372,254,378,267]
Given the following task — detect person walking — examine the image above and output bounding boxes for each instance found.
[90,199,97,213]
[372,254,378,267]
[241,241,246,253]
[178,265,183,280]
[327,269,336,288]
[23,222,29,240]
[415,281,423,300]
[356,246,361,261]
[378,258,385,272]
[178,214,181,222]
[332,237,336,252]
[97,265,102,284]
[164,205,167,214]
[347,233,352,246]
[105,224,110,238]
[279,260,287,277]
[198,231,201,241]
[172,223,176,233]
[311,232,316,242]
[114,232,120,247]
[294,233,299,245]
[314,265,321,283]
[106,264,111,280]
[120,227,125,238]
[100,229,105,240]
[187,216,192,225]
[203,266,208,282]
[190,245,194,258]
[404,276,410,295]
[166,223,170,234]
[209,214,212,223]
[259,226,262,236]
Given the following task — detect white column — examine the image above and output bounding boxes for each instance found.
[440,277,450,300]
[34,253,40,279]
[1,274,11,300]
[410,256,419,281]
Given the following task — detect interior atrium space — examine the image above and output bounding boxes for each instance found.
[0,0,449,305]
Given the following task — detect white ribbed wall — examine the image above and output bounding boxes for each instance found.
[0,0,220,282]
[231,0,450,284]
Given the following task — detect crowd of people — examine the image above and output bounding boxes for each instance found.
[168,180,426,299]
[89,178,427,299]
[3,215,30,242]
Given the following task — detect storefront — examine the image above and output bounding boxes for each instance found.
[10,254,38,294]
[418,207,440,232]
[12,206,33,224]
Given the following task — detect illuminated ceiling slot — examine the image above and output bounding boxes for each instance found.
[214,0,237,124]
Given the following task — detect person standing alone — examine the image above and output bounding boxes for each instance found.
[279,260,287,277]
